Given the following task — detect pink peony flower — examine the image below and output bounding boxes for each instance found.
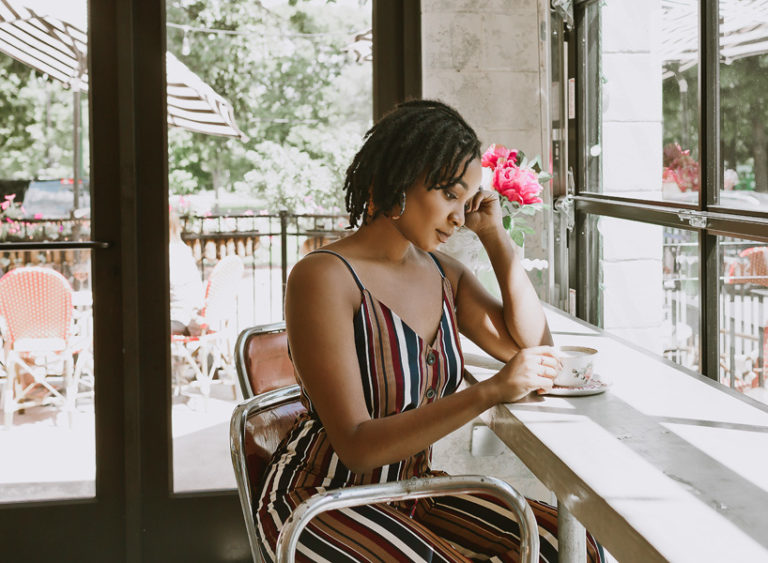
[34,213,43,219]
[1,201,8,210]
[482,144,518,169]
[493,166,543,205]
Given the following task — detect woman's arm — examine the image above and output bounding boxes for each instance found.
[286,253,557,474]
[446,190,553,362]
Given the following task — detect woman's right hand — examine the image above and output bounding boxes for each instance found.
[487,346,561,403]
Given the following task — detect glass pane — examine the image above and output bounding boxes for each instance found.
[720,2,768,213]
[595,216,700,372]
[719,236,768,405]
[166,0,372,492]
[583,1,700,205]
[0,2,94,502]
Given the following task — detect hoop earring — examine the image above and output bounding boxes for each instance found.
[391,192,406,220]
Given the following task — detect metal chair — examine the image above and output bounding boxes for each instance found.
[172,254,244,400]
[0,267,89,427]
[230,325,539,563]
[234,321,293,399]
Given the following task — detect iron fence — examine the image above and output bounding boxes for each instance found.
[180,211,351,331]
[662,228,767,392]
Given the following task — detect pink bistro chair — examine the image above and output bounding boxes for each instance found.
[172,255,244,402]
[0,267,89,427]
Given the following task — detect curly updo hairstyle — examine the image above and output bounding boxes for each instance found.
[344,99,481,228]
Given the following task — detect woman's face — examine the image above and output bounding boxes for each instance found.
[396,157,483,251]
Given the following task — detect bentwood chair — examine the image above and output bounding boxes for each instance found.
[230,325,539,563]
[0,267,90,427]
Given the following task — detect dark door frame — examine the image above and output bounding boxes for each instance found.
[0,1,422,561]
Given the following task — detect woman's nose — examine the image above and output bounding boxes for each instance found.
[449,207,464,227]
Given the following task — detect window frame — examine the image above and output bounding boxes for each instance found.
[570,0,768,380]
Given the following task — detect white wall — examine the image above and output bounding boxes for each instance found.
[599,1,665,353]
[421,0,552,297]
[422,0,667,352]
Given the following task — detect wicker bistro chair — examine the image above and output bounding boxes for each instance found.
[0,267,90,427]
[172,255,244,399]
[230,325,539,563]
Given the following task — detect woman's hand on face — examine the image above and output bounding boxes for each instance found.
[487,346,561,403]
[463,188,503,237]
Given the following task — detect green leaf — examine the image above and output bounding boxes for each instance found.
[502,216,511,230]
[511,230,525,247]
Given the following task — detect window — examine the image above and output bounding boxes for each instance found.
[164,0,372,493]
[570,0,768,404]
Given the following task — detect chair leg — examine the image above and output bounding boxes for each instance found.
[171,342,204,392]
[198,341,212,410]
[64,355,76,428]
[2,363,15,428]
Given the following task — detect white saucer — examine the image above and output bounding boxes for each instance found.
[546,378,611,397]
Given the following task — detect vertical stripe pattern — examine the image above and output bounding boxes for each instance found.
[256,251,603,562]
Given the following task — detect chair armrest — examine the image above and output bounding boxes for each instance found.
[276,474,539,563]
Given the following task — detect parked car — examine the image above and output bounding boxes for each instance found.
[22,179,90,218]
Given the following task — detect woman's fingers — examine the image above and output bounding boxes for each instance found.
[536,376,555,394]
[465,188,497,214]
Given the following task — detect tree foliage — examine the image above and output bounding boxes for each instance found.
[663,53,768,193]
[0,56,79,181]
[0,0,371,213]
[165,0,372,211]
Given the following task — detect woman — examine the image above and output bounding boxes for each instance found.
[168,209,204,336]
[256,100,603,562]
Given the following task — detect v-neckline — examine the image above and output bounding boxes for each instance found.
[364,280,446,349]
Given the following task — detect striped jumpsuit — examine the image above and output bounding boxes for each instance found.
[256,250,603,562]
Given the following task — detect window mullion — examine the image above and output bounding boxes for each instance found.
[699,0,721,379]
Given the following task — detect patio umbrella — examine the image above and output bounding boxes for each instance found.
[662,0,768,76]
[0,0,247,209]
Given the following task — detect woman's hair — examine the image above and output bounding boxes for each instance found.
[344,99,481,227]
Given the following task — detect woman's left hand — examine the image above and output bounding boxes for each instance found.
[463,188,502,237]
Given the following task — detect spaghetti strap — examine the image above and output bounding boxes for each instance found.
[427,252,446,278]
[309,249,366,291]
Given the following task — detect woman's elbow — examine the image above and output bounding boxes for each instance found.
[336,446,379,474]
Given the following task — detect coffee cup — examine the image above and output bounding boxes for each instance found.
[554,346,598,387]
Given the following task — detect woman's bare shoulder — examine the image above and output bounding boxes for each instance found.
[287,250,361,309]
[431,249,469,288]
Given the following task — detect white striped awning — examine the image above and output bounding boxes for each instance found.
[0,0,246,140]
[663,0,768,76]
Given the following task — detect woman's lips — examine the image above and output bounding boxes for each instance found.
[436,230,452,243]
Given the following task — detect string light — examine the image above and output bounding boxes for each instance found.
[167,21,362,39]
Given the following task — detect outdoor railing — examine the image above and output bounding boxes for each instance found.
[180,211,350,330]
[662,229,767,392]
[0,217,92,288]
[1,214,764,394]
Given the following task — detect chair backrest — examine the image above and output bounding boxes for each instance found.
[0,266,74,345]
[230,385,306,563]
[234,322,296,399]
[201,255,244,328]
[740,246,768,287]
